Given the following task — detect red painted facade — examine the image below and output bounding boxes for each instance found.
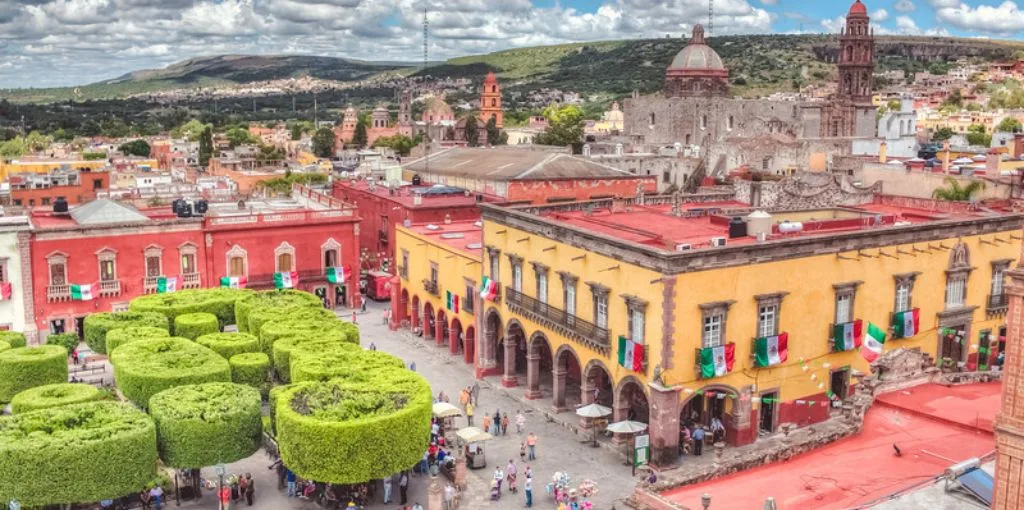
[10,171,110,207]
[504,177,657,205]
[30,188,360,339]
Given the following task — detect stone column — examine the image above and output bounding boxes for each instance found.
[611,397,630,445]
[389,277,401,331]
[648,383,682,469]
[579,378,596,429]
[427,476,442,510]
[525,353,543,399]
[551,368,568,412]
[435,320,445,347]
[411,304,420,330]
[729,387,755,446]
[449,327,460,355]
[994,267,1024,509]
[475,320,500,379]
[501,340,518,387]
[464,329,475,365]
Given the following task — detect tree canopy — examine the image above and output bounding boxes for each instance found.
[932,177,986,201]
[119,139,151,157]
[998,117,1023,133]
[312,127,337,158]
[535,104,584,148]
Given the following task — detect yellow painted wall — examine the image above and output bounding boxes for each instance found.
[395,225,481,332]
[0,160,106,180]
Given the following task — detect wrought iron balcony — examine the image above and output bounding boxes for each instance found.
[504,286,610,355]
[182,273,202,289]
[143,275,162,294]
[423,279,439,296]
[987,293,1009,315]
[47,284,70,302]
[98,279,121,297]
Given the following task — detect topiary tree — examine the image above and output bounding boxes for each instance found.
[0,345,69,402]
[248,306,337,343]
[234,290,323,333]
[0,401,158,506]
[0,331,26,349]
[149,383,262,468]
[274,366,432,484]
[46,332,79,354]
[273,336,359,383]
[197,332,259,360]
[10,383,103,413]
[106,326,171,355]
[110,337,231,408]
[291,349,405,384]
[129,288,253,331]
[174,312,220,340]
[83,311,170,354]
[230,352,271,397]
[259,316,349,356]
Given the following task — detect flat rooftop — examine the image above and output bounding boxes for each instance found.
[334,180,491,209]
[405,219,483,258]
[402,146,639,181]
[537,199,1001,251]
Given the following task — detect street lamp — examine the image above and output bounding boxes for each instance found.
[701,493,712,510]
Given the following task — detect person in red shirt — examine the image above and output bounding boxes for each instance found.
[218,484,231,510]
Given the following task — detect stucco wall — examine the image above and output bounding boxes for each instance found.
[858,163,1014,200]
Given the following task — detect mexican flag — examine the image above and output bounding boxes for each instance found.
[274,271,298,289]
[893,309,919,338]
[861,322,887,362]
[832,320,863,351]
[71,284,93,301]
[0,282,10,300]
[156,276,177,294]
[220,276,247,289]
[617,336,644,372]
[754,333,788,367]
[446,290,460,313]
[699,344,735,379]
[326,266,348,284]
[479,277,498,301]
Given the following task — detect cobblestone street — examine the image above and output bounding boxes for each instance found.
[174,302,641,510]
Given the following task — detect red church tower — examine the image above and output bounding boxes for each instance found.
[821,0,876,138]
[479,71,503,129]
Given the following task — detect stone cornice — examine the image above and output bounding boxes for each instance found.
[481,204,1024,275]
[32,219,205,240]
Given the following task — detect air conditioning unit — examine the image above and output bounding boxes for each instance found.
[675,243,692,252]
[710,237,727,247]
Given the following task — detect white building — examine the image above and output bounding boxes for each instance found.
[0,216,35,343]
[853,98,919,159]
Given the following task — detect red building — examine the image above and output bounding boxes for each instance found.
[9,169,110,207]
[31,185,360,339]
[332,179,492,269]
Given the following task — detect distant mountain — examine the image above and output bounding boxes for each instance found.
[6,35,1024,104]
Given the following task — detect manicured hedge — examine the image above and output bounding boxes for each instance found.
[248,306,337,341]
[0,345,69,403]
[10,383,102,413]
[259,316,348,356]
[0,401,158,506]
[0,331,26,349]
[46,333,79,354]
[230,352,271,397]
[291,349,405,384]
[83,311,170,354]
[235,290,322,333]
[0,340,10,355]
[149,383,262,468]
[110,337,231,408]
[273,336,358,383]
[174,312,220,340]
[129,288,253,331]
[274,366,432,484]
[106,326,171,355]
[197,332,259,360]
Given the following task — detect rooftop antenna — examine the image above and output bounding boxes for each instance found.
[708,0,714,39]
[423,5,430,175]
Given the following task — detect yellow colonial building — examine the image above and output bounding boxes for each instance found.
[392,219,483,364]
[475,194,1021,466]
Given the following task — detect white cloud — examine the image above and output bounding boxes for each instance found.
[930,1,1024,35]
[759,0,778,5]
[870,8,889,22]
[893,0,915,12]
[820,15,846,34]
[895,14,950,36]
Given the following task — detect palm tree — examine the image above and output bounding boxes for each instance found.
[932,177,986,201]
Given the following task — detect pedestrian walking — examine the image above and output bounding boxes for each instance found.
[492,410,501,435]
[466,401,474,426]
[399,471,409,504]
[218,484,230,510]
[444,483,455,510]
[524,474,533,507]
[139,488,152,509]
[150,485,164,510]
[506,459,517,493]
[286,469,296,497]
[516,410,525,434]
[383,308,390,325]
[482,414,491,435]
[501,413,509,435]
[409,361,416,372]
[361,298,367,313]
[244,474,254,506]
[383,474,393,503]
[520,441,527,461]
[459,387,470,410]
[526,432,537,460]
[471,382,480,406]
[693,426,705,456]
[369,342,377,351]
[71,348,79,365]
[493,466,504,492]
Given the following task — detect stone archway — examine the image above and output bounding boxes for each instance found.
[680,384,746,445]
[615,376,650,425]
[411,295,421,330]
[583,360,614,408]
[436,309,448,346]
[464,326,476,365]
[422,302,435,341]
[525,332,554,400]
[552,344,583,412]
[479,308,503,378]
[449,317,463,356]
[501,319,527,387]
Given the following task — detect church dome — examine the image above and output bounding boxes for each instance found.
[848,0,867,16]
[668,25,726,73]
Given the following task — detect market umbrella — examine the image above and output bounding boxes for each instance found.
[575,403,612,418]
[432,402,463,418]
[605,420,648,434]
[456,426,494,443]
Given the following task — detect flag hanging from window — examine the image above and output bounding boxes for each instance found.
[754,333,788,367]
[699,344,735,378]
[0,282,10,301]
[274,271,298,289]
[831,320,863,351]
[892,309,919,338]
[156,276,177,294]
[446,290,460,313]
[861,322,887,362]
[71,284,93,301]
[220,276,247,289]
[616,336,644,372]
[326,266,349,284]
[479,277,498,301]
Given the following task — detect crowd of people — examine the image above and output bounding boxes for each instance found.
[679,416,727,456]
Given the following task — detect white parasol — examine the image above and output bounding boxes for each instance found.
[456,426,494,443]
[574,403,612,418]
[432,402,463,418]
[605,420,648,434]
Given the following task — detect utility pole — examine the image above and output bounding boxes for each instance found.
[314,93,318,126]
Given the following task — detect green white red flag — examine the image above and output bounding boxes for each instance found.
[479,277,498,301]
[892,309,919,338]
[326,266,348,284]
[699,344,735,378]
[274,271,298,289]
[861,322,887,362]
[156,276,177,293]
[446,290,460,313]
[71,284,93,301]
[754,333,788,367]
[832,320,863,351]
[617,336,643,372]
[220,276,246,289]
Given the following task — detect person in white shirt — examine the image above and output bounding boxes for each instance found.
[711,417,726,443]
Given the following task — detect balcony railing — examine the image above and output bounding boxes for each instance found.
[987,293,1009,315]
[144,275,162,294]
[182,273,201,289]
[47,284,70,302]
[504,286,610,355]
[98,280,121,297]
[423,279,439,296]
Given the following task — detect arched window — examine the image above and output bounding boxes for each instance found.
[492,85,496,93]
[727,116,734,131]
[491,98,496,107]
[324,249,338,269]
[701,115,708,130]
[229,257,245,277]
[277,253,293,272]
[649,113,656,126]
[846,46,853,62]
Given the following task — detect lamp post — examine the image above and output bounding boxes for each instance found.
[701,493,712,510]
[215,463,226,508]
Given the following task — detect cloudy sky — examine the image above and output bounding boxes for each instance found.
[0,0,1022,89]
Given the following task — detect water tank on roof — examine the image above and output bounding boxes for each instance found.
[171,199,183,215]
[746,210,772,238]
[778,220,803,234]
[53,197,69,214]
[728,217,747,238]
[177,202,193,218]
[194,200,209,215]
[412,175,422,186]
